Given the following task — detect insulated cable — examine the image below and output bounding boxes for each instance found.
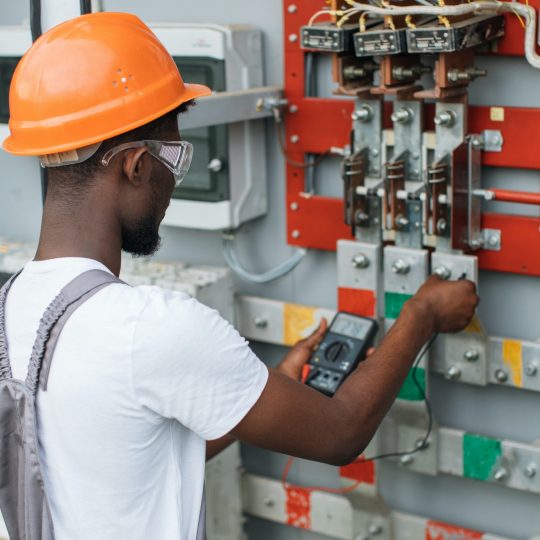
[222,233,307,284]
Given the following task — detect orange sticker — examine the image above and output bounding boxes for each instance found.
[285,487,311,529]
[426,520,483,540]
[502,339,523,387]
[339,456,376,485]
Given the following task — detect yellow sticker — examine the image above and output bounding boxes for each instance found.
[283,304,316,346]
[464,314,484,335]
[490,107,505,122]
[502,339,523,387]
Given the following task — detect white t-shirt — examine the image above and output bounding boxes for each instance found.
[4,257,268,540]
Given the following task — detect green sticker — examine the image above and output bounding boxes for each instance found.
[398,367,426,401]
[463,434,502,481]
[385,292,412,320]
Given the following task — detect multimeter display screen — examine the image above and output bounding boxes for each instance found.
[331,313,371,340]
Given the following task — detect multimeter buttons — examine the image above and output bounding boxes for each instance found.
[305,312,379,397]
[325,341,350,363]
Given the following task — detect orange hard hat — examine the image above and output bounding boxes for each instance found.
[2,12,212,156]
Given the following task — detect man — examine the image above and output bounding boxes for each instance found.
[1,12,478,540]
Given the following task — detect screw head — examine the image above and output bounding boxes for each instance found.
[433,266,451,280]
[290,202,299,211]
[289,104,299,113]
[291,229,300,239]
[400,454,414,466]
[395,215,409,230]
[254,317,268,329]
[288,4,297,13]
[446,365,462,380]
[288,33,298,42]
[369,524,383,535]
[488,235,499,247]
[495,369,508,383]
[436,218,448,235]
[290,134,300,144]
[392,259,410,275]
[352,254,370,269]
[524,464,537,478]
[207,158,224,172]
[416,438,429,450]
[493,467,508,482]
[525,363,538,377]
[464,350,479,362]
[372,148,380,157]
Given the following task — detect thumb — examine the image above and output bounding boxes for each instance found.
[299,318,328,350]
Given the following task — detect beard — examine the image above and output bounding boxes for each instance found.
[121,213,162,257]
[121,173,164,257]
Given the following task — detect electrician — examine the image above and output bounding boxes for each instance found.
[1,12,478,540]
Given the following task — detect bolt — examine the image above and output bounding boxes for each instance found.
[392,259,410,275]
[207,158,223,173]
[352,105,373,123]
[288,4,297,13]
[254,317,268,329]
[495,369,508,383]
[288,33,298,42]
[352,254,370,269]
[413,168,420,176]
[433,266,451,280]
[434,110,456,127]
[471,137,484,150]
[488,234,499,247]
[355,210,370,225]
[491,134,501,146]
[525,363,538,377]
[396,215,409,230]
[416,438,429,450]
[291,229,301,239]
[464,349,479,362]
[400,454,414,466]
[413,152,420,160]
[372,148,380,157]
[469,237,485,249]
[263,496,275,507]
[524,464,537,478]
[436,218,448,235]
[290,134,300,144]
[446,365,462,380]
[289,104,298,113]
[493,467,508,482]
[290,202,299,211]
[391,107,413,124]
[369,524,383,535]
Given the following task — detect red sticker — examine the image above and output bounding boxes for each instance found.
[339,456,376,485]
[285,486,311,529]
[426,521,483,540]
[338,288,376,318]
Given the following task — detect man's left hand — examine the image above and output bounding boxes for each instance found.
[276,319,328,381]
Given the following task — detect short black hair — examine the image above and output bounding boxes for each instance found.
[47,100,195,187]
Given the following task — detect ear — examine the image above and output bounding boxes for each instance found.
[121,147,151,187]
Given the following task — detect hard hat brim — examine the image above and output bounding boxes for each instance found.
[2,83,212,156]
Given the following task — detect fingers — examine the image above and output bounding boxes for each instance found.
[299,318,328,349]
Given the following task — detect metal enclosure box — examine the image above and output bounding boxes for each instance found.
[0,24,268,231]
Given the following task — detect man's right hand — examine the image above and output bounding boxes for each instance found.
[409,275,479,334]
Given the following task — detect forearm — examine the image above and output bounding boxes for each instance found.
[206,434,236,461]
[331,299,435,462]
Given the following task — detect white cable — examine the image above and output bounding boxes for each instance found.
[222,236,307,284]
[340,1,540,70]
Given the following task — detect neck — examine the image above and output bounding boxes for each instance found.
[35,191,122,276]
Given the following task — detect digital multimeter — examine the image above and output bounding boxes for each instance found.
[305,312,379,396]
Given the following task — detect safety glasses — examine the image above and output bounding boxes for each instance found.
[101,140,193,187]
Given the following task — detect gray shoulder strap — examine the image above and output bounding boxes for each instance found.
[0,271,23,381]
[26,269,125,395]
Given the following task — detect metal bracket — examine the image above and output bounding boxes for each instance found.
[481,228,502,251]
[481,129,504,152]
[353,98,383,177]
[180,86,284,129]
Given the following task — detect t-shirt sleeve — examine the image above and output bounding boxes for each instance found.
[131,288,269,440]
